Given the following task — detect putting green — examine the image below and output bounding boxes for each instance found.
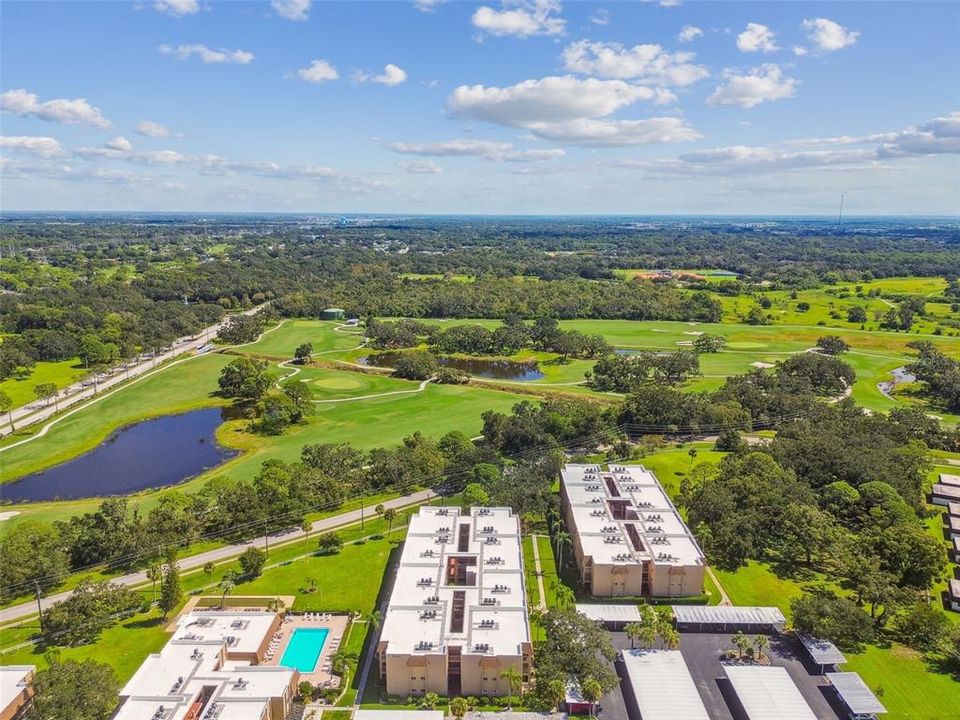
[313,376,364,390]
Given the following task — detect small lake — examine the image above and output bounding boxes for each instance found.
[2,408,236,503]
[877,366,917,399]
[360,353,545,381]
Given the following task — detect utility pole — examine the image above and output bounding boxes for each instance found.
[263,521,269,556]
[34,581,44,630]
[360,492,365,531]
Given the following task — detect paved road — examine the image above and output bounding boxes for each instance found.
[0,488,435,625]
[0,306,265,438]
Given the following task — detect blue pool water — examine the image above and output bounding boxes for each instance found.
[279,628,330,673]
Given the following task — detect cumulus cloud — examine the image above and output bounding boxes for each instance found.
[153,0,199,16]
[357,64,408,86]
[272,0,311,21]
[0,135,66,158]
[0,88,111,129]
[562,40,708,86]
[449,76,657,127]
[525,117,701,147]
[789,112,960,157]
[294,60,340,83]
[136,120,174,138]
[159,44,254,64]
[472,0,565,38]
[737,23,778,52]
[802,18,860,51]
[400,160,444,174]
[106,136,134,153]
[678,25,703,43]
[448,75,700,146]
[707,64,797,108]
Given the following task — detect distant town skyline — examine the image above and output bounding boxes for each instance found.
[1,1,958,214]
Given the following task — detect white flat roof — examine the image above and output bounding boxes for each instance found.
[949,579,960,601]
[948,501,960,517]
[724,666,816,720]
[798,634,846,666]
[938,473,960,487]
[621,649,710,720]
[932,484,960,500]
[380,506,530,658]
[672,605,786,627]
[826,672,887,715]
[561,464,705,568]
[173,611,275,655]
[575,603,643,624]
[0,666,33,711]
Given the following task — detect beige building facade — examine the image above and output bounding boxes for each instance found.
[377,506,532,698]
[561,464,705,598]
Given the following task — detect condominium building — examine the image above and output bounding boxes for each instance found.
[560,464,705,597]
[115,611,298,720]
[0,666,34,720]
[376,506,533,698]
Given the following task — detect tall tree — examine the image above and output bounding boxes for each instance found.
[28,658,117,720]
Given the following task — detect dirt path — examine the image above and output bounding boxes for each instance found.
[706,566,732,606]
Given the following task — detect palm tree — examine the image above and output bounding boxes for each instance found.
[218,578,235,609]
[546,678,567,712]
[145,560,161,603]
[375,504,385,533]
[383,507,397,536]
[301,517,312,541]
[553,582,575,610]
[582,677,603,718]
[553,530,571,570]
[754,634,769,661]
[732,630,750,661]
[687,446,698,473]
[661,626,680,650]
[624,622,643,649]
[500,666,522,709]
[449,697,469,719]
[639,625,658,650]
[369,609,382,634]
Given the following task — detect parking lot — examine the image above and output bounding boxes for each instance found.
[596,631,847,720]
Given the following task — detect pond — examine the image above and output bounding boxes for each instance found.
[2,408,236,503]
[877,366,917,399]
[360,353,545,381]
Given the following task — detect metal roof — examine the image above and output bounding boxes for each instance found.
[672,605,787,627]
[621,649,710,720]
[576,603,643,623]
[724,666,817,720]
[798,634,847,666]
[826,672,887,715]
[948,579,960,600]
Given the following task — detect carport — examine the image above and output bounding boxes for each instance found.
[826,672,887,719]
[672,605,787,632]
[798,634,846,674]
[576,603,643,630]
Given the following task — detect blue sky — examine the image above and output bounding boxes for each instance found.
[1,0,958,214]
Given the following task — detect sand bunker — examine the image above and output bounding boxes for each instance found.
[682,331,704,336]
[751,361,775,369]
[0,511,21,522]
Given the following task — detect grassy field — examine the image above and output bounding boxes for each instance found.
[0,357,87,409]
[236,319,365,359]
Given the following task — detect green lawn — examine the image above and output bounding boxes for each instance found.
[236,319,364,359]
[0,358,87,409]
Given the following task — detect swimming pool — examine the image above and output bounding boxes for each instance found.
[279,627,330,673]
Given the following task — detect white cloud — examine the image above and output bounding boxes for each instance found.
[413,0,445,12]
[472,0,565,38]
[525,117,701,147]
[562,40,708,86]
[707,64,797,108]
[365,64,408,86]
[789,112,960,158]
[294,60,340,84]
[449,76,657,127]
[0,88,111,129]
[400,160,444,174]
[0,135,66,158]
[272,0,311,21]
[737,23,778,52]
[106,136,134,153]
[802,18,860,51]
[590,9,609,26]
[660,0,681,6]
[153,0,199,16]
[389,138,566,161]
[793,46,808,57]
[389,139,515,157]
[159,44,254,64]
[130,150,186,165]
[448,75,700,146]
[678,25,703,43]
[136,120,173,138]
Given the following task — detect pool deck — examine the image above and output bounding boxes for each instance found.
[261,613,350,687]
